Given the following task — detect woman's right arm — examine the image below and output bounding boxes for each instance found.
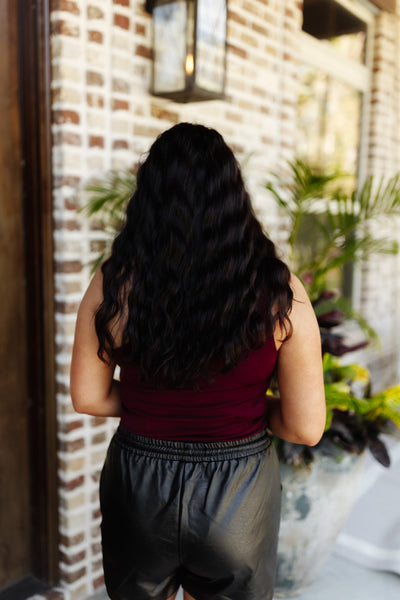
[267,274,326,446]
[70,267,122,417]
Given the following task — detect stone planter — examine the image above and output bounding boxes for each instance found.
[274,450,366,597]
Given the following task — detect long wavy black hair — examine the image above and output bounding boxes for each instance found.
[95,123,293,388]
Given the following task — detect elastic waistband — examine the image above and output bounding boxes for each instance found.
[114,426,272,462]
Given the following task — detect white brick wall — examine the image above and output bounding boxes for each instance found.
[49,0,400,597]
[360,10,400,389]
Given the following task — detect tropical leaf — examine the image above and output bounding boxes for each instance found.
[265,160,400,299]
[81,170,137,272]
[82,170,136,231]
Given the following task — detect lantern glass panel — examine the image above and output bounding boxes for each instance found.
[195,0,226,93]
[153,0,187,94]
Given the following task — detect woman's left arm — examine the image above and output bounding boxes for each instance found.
[70,267,122,417]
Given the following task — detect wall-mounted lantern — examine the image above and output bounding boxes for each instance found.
[145,0,227,102]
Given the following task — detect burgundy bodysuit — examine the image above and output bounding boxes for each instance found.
[115,336,277,441]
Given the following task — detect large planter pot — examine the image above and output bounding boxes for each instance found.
[274,450,366,597]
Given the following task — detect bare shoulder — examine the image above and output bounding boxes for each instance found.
[274,273,316,350]
[290,273,310,303]
[79,266,104,313]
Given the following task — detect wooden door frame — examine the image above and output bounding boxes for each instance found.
[18,0,59,584]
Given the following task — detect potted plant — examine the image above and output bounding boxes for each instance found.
[273,353,400,597]
[266,160,400,596]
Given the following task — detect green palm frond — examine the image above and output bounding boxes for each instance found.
[82,169,137,232]
[80,170,137,272]
[265,160,400,299]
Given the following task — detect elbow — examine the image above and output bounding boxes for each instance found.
[293,415,326,447]
[70,385,90,415]
[282,411,326,447]
[298,427,325,447]
[71,394,87,415]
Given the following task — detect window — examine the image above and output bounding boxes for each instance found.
[296,0,374,297]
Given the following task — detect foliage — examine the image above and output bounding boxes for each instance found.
[276,353,400,469]
[267,160,400,468]
[81,170,137,270]
[266,159,400,300]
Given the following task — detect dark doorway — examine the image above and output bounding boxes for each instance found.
[0,0,58,593]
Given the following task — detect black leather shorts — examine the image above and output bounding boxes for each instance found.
[100,426,281,600]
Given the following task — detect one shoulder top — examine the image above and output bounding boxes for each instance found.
[115,336,278,441]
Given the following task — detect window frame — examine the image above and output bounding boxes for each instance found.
[297,0,376,304]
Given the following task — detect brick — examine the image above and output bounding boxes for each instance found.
[93,574,105,589]
[88,30,104,44]
[91,541,102,555]
[56,380,71,394]
[60,437,85,453]
[60,566,86,584]
[86,71,104,86]
[53,109,80,125]
[87,113,106,129]
[226,111,243,123]
[62,419,83,433]
[55,300,80,313]
[87,156,106,170]
[54,131,82,146]
[112,78,131,93]
[112,54,131,72]
[55,260,82,274]
[52,0,80,15]
[252,85,267,98]
[252,22,270,37]
[227,43,247,59]
[91,416,108,426]
[91,449,109,465]
[150,104,179,123]
[51,19,80,37]
[52,86,82,104]
[89,135,105,148]
[113,0,130,5]
[87,93,104,108]
[135,44,152,59]
[228,9,246,26]
[91,469,102,484]
[114,14,130,30]
[240,32,259,48]
[90,240,107,253]
[60,489,87,510]
[92,508,102,520]
[112,98,130,111]
[60,532,85,548]
[91,558,103,572]
[58,456,85,472]
[92,431,107,445]
[112,139,129,149]
[135,23,146,36]
[133,124,162,138]
[52,63,81,83]
[64,475,85,492]
[60,549,86,566]
[56,276,83,294]
[64,197,80,210]
[87,5,104,19]
[54,218,81,231]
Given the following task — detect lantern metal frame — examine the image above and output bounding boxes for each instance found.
[146,0,228,103]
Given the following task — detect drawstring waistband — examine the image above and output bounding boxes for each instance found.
[114,425,272,462]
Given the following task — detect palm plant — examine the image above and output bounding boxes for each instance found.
[267,160,400,467]
[266,159,400,300]
[81,169,137,269]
